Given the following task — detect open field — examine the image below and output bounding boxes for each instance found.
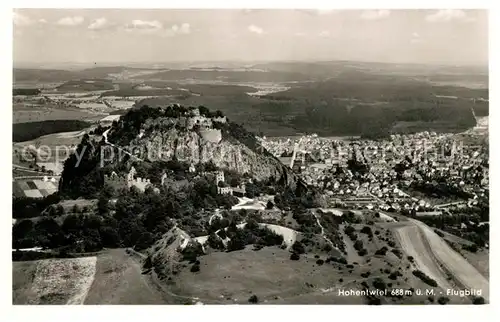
[459,249,489,280]
[13,104,102,124]
[13,130,85,176]
[14,130,86,148]
[13,130,84,160]
[13,256,96,304]
[84,249,169,304]
[12,235,481,305]
[149,209,484,304]
[170,246,355,303]
[13,67,161,83]
[13,130,84,177]
[13,120,91,143]
[55,79,115,93]
[167,238,467,304]
[13,178,59,198]
[12,261,39,304]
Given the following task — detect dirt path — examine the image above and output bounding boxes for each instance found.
[313,212,336,250]
[103,129,143,161]
[126,248,211,304]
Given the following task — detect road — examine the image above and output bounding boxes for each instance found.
[102,128,110,144]
[13,175,61,180]
[410,219,489,301]
[435,201,468,209]
[395,219,489,302]
[13,164,40,172]
[103,128,144,162]
[368,191,384,204]
[395,225,454,290]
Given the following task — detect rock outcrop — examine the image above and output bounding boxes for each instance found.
[107,105,298,187]
[129,127,289,183]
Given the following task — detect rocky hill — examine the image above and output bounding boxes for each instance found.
[107,104,298,186]
[59,104,301,199]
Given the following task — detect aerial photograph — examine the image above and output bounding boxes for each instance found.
[11,8,489,305]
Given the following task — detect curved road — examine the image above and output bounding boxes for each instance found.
[103,129,144,161]
[14,175,61,180]
[395,219,489,302]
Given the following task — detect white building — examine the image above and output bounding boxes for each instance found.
[215,171,225,184]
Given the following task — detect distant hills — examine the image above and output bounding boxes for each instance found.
[13,66,157,83]
[13,61,488,137]
[14,69,80,82]
[13,61,488,86]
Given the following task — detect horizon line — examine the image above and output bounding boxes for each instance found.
[13,59,489,69]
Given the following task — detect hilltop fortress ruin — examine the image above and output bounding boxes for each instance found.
[101,103,298,189]
[104,166,152,192]
[141,105,227,144]
[104,165,246,196]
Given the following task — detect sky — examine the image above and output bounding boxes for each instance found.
[13,9,488,66]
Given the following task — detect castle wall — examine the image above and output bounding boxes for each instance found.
[144,117,177,130]
[187,116,212,129]
[199,128,222,144]
[213,116,227,123]
[104,175,128,191]
[218,186,233,195]
[130,180,150,192]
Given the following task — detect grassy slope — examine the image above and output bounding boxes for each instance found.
[12,249,175,305]
[12,237,480,305]
[12,261,38,304]
[170,246,351,303]
[12,257,97,305]
[84,249,170,304]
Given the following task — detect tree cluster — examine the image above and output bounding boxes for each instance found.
[13,194,61,219]
[412,270,438,287]
[224,220,284,252]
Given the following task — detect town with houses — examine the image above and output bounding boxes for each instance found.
[260,124,489,219]
[100,102,488,230]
